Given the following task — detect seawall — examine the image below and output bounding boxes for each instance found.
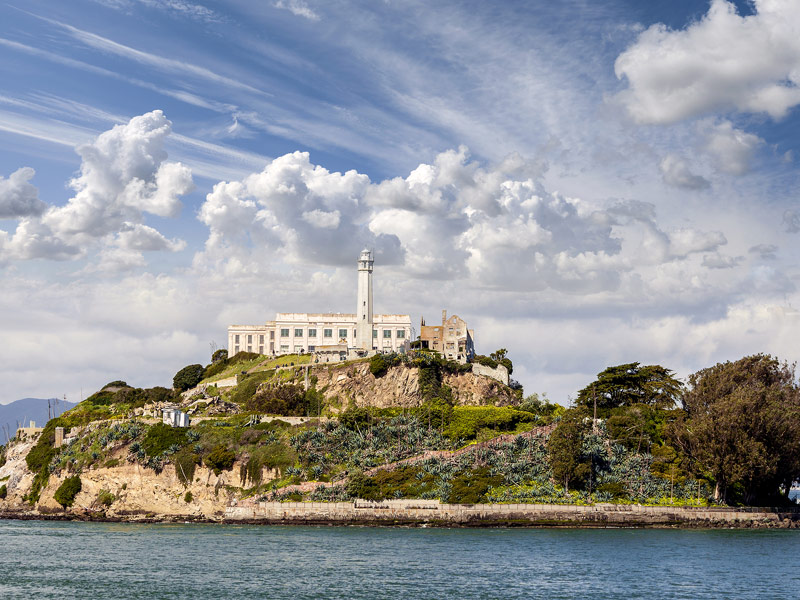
[223,499,800,528]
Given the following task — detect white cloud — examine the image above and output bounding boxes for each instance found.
[702,120,763,175]
[615,0,800,124]
[0,167,46,219]
[274,0,319,21]
[0,111,192,266]
[659,154,710,189]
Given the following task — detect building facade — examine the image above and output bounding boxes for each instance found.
[419,309,475,363]
[228,250,411,358]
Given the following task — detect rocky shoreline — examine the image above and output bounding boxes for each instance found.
[3,500,800,529]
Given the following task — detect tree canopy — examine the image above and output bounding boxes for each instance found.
[576,363,683,410]
[172,364,205,392]
[670,354,800,505]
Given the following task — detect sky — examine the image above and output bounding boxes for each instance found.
[1,0,799,405]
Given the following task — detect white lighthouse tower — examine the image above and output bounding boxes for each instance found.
[356,248,374,350]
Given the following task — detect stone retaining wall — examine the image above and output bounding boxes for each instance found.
[225,499,800,528]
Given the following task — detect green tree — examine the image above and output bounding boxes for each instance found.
[211,349,228,363]
[172,364,205,391]
[490,349,513,374]
[671,354,800,505]
[547,409,591,493]
[576,363,683,410]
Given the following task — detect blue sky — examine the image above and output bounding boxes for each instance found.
[1,0,799,404]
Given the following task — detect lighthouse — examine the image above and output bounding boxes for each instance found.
[356,248,374,350]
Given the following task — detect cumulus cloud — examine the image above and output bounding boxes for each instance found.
[615,0,800,124]
[196,151,401,273]
[0,167,47,219]
[659,154,710,189]
[0,111,193,267]
[702,120,762,175]
[195,147,731,297]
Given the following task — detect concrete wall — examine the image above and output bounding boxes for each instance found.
[225,499,800,527]
[472,363,509,386]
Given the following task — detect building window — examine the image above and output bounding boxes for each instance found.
[259,345,264,354]
[247,334,252,343]
[247,345,252,352]
[338,328,348,338]
[396,330,405,339]
[259,335,264,343]
[234,334,240,343]
[383,329,392,338]
[234,345,239,354]
[324,328,333,338]
[280,344,289,352]
[295,328,303,337]
[270,331,275,340]
[280,328,289,337]
[308,328,317,337]
[373,329,378,338]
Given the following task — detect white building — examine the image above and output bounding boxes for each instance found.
[162,407,190,428]
[228,250,411,358]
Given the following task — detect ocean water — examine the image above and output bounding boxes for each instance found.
[1,519,798,599]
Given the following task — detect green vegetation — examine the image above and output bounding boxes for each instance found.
[211,349,228,363]
[671,354,800,505]
[173,448,200,486]
[0,445,5,469]
[54,475,82,508]
[576,363,683,410]
[184,491,193,503]
[173,364,205,391]
[97,489,115,507]
[141,423,189,457]
[205,444,236,475]
[0,484,6,499]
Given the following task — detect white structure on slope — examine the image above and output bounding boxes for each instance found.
[228,250,411,358]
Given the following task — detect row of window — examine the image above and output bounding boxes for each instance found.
[277,328,406,339]
[235,328,407,345]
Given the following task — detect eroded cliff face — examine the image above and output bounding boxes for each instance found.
[0,442,278,520]
[312,362,516,410]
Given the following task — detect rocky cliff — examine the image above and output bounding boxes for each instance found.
[312,362,517,410]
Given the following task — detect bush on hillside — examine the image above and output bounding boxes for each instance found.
[231,372,274,407]
[245,382,310,415]
[205,445,235,475]
[173,448,200,486]
[141,423,189,457]
[0,484,7,499]
[97,489,115,507]
[54,475,82,508]
[103,380,129,389]
[173,364,205,391]
[211,349,228,363]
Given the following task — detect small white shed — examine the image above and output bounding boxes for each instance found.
[162,407,190,428]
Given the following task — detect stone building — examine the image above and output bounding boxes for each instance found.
[228,250,411,357]
[419,310,475,363]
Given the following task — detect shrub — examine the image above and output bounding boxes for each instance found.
[97,489,115,507]
[246,382,306,414]
[444,467,503,504]
[369,354,388,377]
[173,364,205,391]
[205,445,235,475]
[184,491,193,503]
[474,355,498,369]
[0,446,6,469]
[84,390,115,406]
[141,423,189,457]
[211,349,228,363]
[0,484,6,499]
[103,380,129,388]
[173,449,200,486]
[54,475,82,508]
